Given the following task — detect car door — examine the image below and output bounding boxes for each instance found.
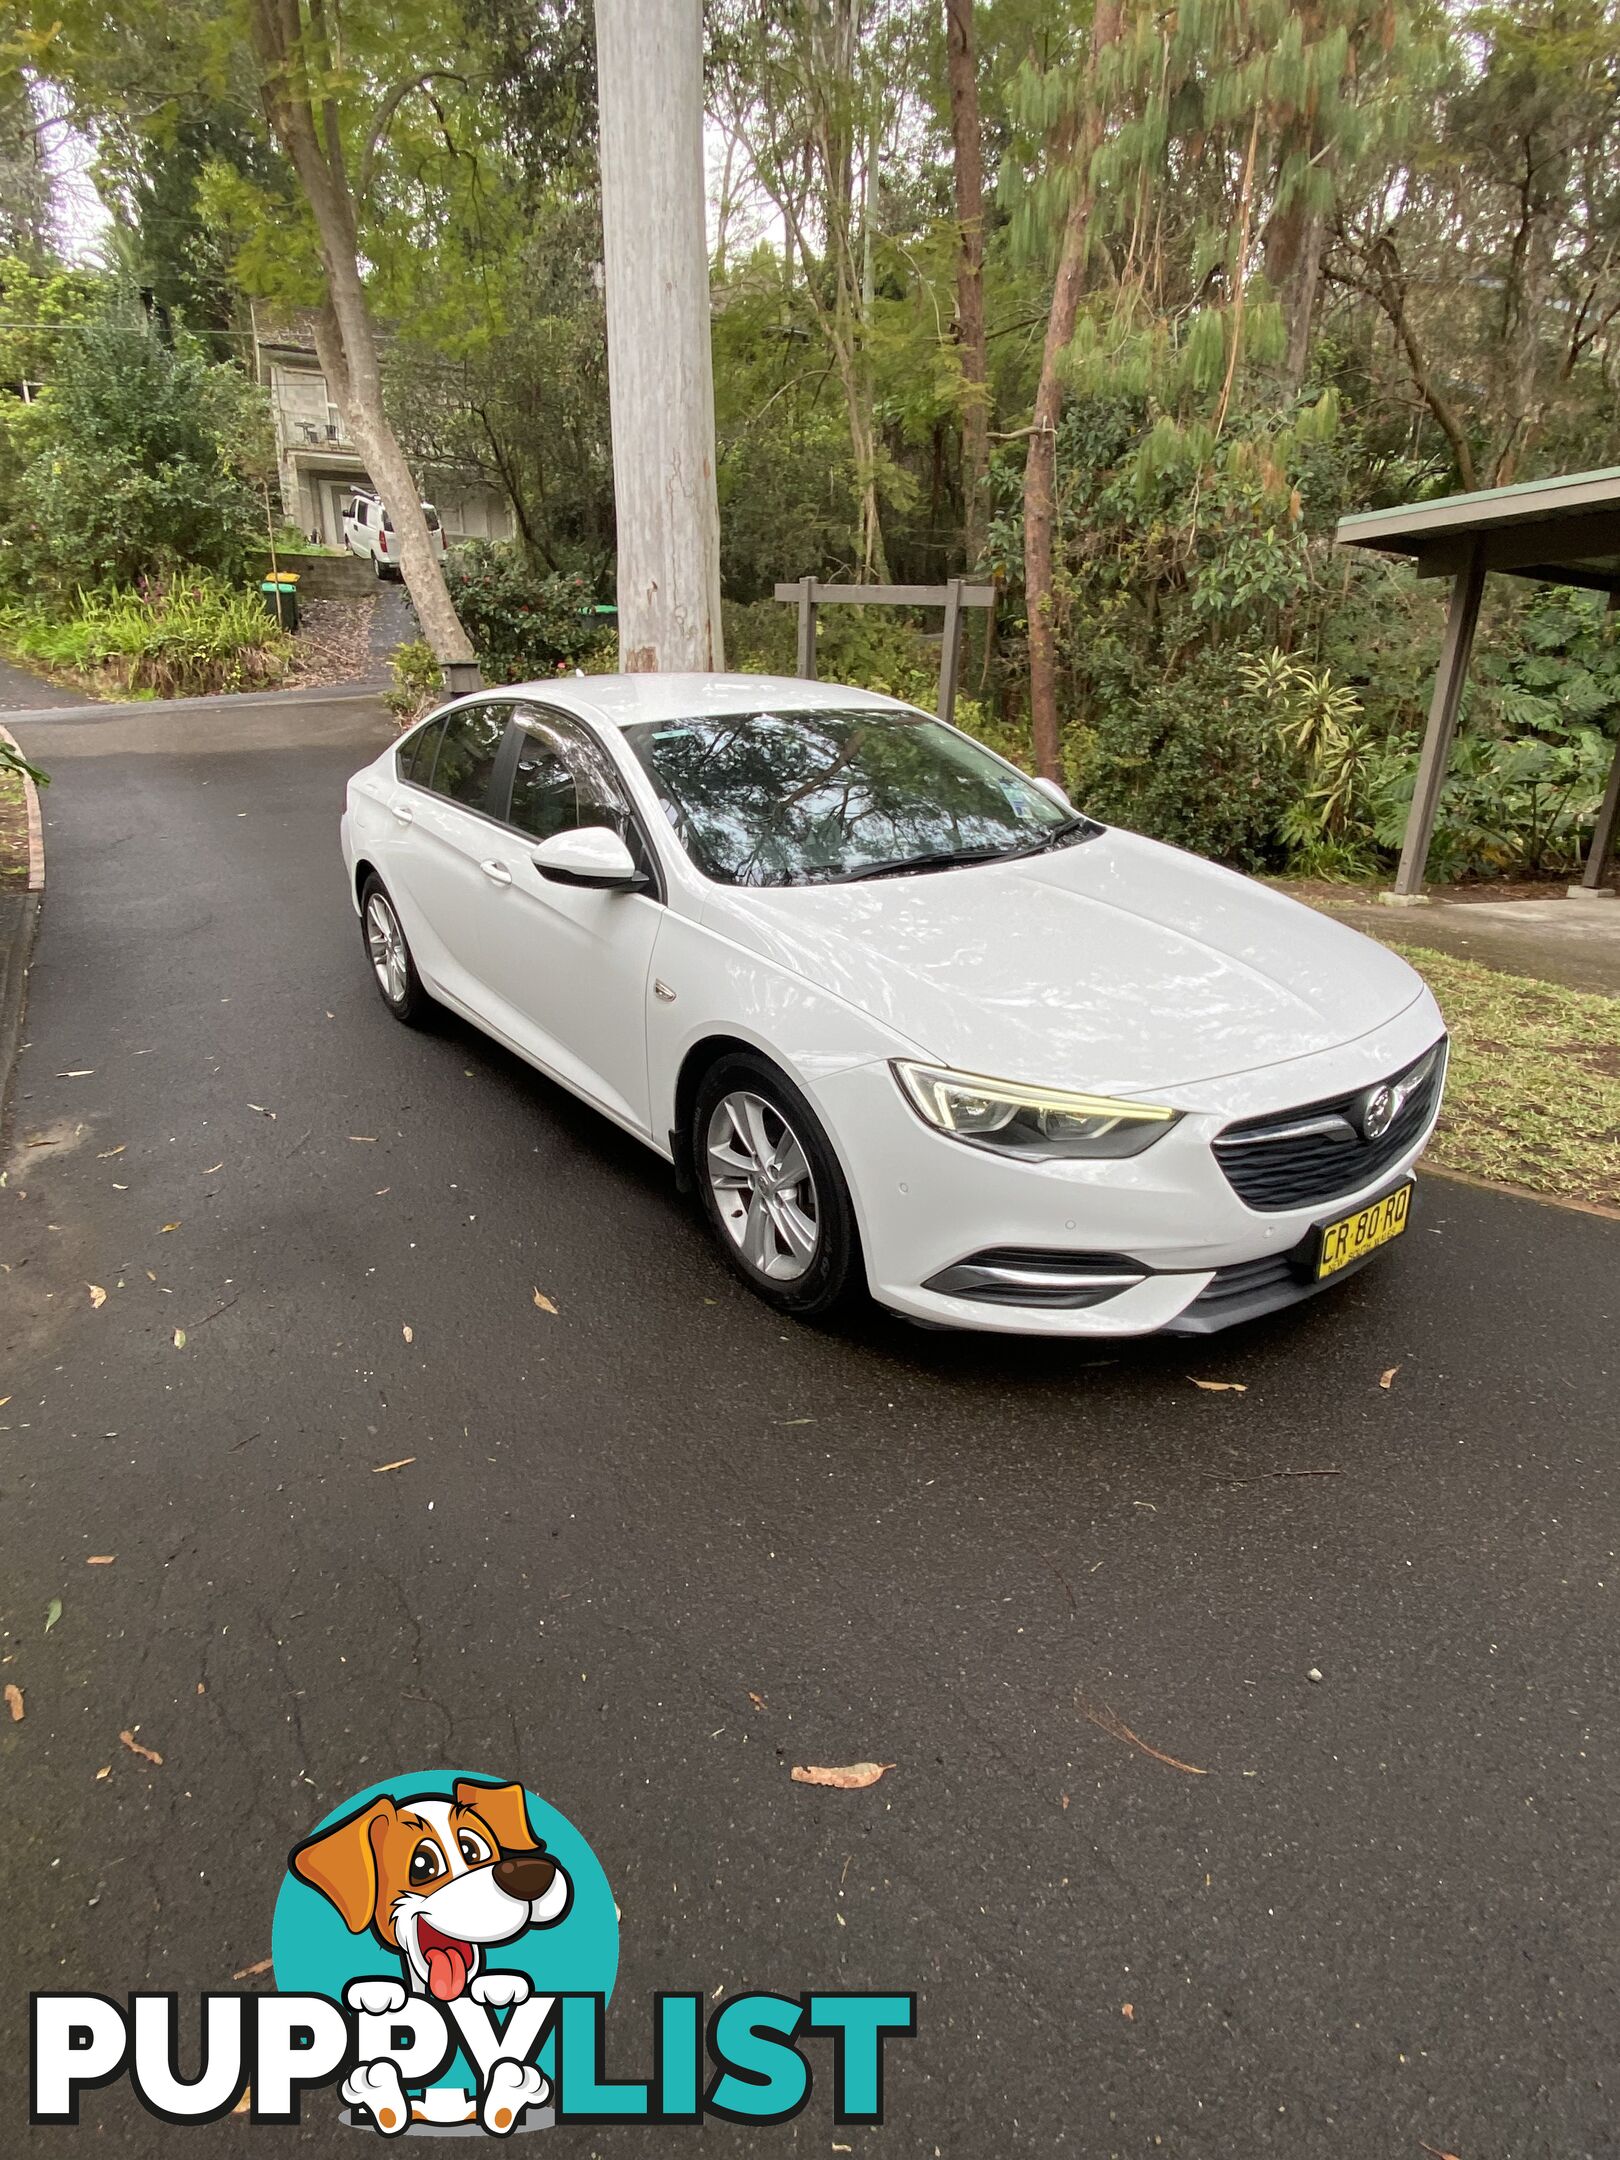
[384,700,513,1009]
[471,703,664,1136]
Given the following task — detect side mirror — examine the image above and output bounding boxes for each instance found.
[532,825,646,891]
[1032,774,1074,813]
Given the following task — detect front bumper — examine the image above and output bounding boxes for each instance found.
[811,995,1446,1337]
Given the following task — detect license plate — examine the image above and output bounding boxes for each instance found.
[1315,1181,1413,1280]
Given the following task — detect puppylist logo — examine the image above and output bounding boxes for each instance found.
[31,1769,915,2136]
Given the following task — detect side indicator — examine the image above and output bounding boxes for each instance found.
[653,980,676,1003]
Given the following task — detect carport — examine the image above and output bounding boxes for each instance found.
[1334,465,1620,901]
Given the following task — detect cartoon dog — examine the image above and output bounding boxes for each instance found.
[290,1778,572,2136]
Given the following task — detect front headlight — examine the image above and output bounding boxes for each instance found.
[891,1060,1181,1161]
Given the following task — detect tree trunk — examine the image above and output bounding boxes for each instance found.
[945,0,990,567]
[594,0,724,670]
[1022,0,1120,781]
[247,0,474,670]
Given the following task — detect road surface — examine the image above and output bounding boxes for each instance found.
[2,693,1616,2154]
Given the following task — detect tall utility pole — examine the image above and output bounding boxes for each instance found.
[594,0,725,671]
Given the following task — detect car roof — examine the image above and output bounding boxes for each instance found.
[475,673,914,731]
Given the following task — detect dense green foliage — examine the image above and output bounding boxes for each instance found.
[0,273,271,596]
[1,575,290,696]
[6,0,1618,878]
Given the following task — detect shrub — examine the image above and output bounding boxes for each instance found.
[385,638,443,723]
[442,542,616,684]
[1,307,272,598]
[1073,648,1302,870]
[1,577,290,698]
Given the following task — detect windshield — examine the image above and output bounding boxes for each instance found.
[620,706,1093,888]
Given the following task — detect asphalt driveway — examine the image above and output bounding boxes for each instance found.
[1,692,1616,2155]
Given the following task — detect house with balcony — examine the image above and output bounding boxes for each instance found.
[252,304,515,550]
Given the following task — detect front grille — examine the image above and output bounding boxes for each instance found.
[1185,1250,1299,1312]
[1212,1039,1447,1213]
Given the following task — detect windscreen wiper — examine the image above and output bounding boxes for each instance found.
[826,846,1010,884]
[993,813,1099,862]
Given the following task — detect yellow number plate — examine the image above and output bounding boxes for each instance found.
[1315,1182,1413,1280]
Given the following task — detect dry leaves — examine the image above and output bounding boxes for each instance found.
[45,1598,61,1634]
[204,1162,223,1175]
[172,1328,186,1350]
[532,1290,558,1315]
[248,1103,276,1119]
[747,1691,767,1712]
[1121,2003,1135,2021]
[160,1221,181,1234]
[5,1683,23,1722]
[86,1283,107,1309]
[86,1554,115,1566]
[1079,1695,1207,1776]
[1190,1378,1247,1393]
[97,1145,125,1159]
[372,1457,416,1475]
[348,1135,376,1143]
[1380,1365,1401,1390]
[790,1762,894,1790]
[119,1730,163,1767]
[401,1323,414,1343]
[1417,2145,1462,2160]
[232,1958,274,1981]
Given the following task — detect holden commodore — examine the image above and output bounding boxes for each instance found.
[340,675,1447,1336]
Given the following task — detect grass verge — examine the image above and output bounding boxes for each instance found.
[1402,946,1619,1208]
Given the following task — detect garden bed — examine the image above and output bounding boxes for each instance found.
[0,762,29,890]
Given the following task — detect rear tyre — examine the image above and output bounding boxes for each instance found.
[692,1052,861,1320]
[359,874,430,1026]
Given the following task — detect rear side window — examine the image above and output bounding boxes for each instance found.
[398,715,445,787]
[430,703,508,812]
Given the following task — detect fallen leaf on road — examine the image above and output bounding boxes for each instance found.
[94,1765,110,1780]
[1121,2003,1134,2021]
[145,1269,156,1282]
[56,1069,94,1078]
[372,1458,416,1474]
[44,1598,61,1634]
[533,1290,558,1314]
[1190,1379,1247,1393]
[1078,1694,1208,1776]
[374,1187,390,1195]
[160,1222,181,1233]
[5,1684,23,1722]
[349,1135,376,1143]
[232,1958,273,1980]
[1417,2145,1461,2160]
[747,1691,767,1712]
[790,1762,894,1790]
[402,1324,413,1343]
[86,1283,106,1309]
[1380,1365,1401,1389]
[86,1555,115,1565]
[119,1731,163,1766]
[248,1103,276,1118]
[204,1162,223,1175]
[172,1328,186,1349]
[97,1146,125,1159]
[196,1681,206,1695]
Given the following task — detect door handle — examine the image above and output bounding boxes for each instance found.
[480,860,514,886]
[390,802,414,827]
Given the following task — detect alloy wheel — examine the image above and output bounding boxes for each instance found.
[365,892,408,1006]
[704,1089,821,1283]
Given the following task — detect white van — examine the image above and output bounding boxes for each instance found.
[342,490,446,579]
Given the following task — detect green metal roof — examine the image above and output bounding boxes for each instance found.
[1334,465,1620,594]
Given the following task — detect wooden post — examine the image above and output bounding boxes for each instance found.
[796,577,818,680]
[594,0,724,672]
[1579,591,1620,892]
[1386,545,1485,902]
[938,576,965,725]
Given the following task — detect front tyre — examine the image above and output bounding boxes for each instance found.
[692,1052,861,1320]
[359,874,430,1025]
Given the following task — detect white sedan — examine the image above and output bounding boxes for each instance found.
[340,675,1447,1336]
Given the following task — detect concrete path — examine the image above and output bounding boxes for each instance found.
[1315,889,1620,997]
[2,692,1617,2155]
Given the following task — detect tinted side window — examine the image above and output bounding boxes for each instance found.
[507,710,629,844]
[431,704,508,812]
[398,714,446,786]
